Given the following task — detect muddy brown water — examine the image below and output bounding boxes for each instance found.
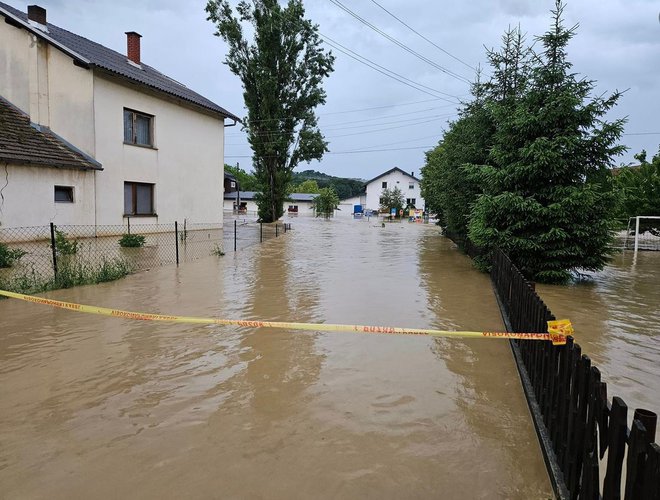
[0,216,551,499]
[537,250,660,415]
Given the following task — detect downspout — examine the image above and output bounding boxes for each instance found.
[224,118,238,212]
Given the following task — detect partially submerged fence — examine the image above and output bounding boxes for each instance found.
[0,217,291,294]
[491,248,659,499]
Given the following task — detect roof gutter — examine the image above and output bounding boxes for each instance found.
[1,6,91,68]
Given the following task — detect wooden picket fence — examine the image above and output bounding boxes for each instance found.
[490,248,659,499]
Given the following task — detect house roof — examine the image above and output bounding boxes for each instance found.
[365,167,420,185]
[0,95,102,170]
[0,2,240,122]
[224,191,319,202]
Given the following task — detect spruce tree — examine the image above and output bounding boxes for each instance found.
[469,1,625,283]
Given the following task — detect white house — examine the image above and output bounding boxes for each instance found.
[224,191,319,215]
[0,2,238,229]
[362,167,424,213]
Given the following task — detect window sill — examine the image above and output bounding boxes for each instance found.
[123,214,158,218]
[123,142,158,150]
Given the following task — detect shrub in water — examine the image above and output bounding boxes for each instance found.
[119,234,146,248]
[55,230,78,255]
[0,242,27,268]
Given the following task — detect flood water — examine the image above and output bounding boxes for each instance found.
[0,216,551,499]
[537,250,660,415]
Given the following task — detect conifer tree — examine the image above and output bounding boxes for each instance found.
[468,1,625,283]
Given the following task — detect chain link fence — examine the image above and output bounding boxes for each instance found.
[1,216,292,294]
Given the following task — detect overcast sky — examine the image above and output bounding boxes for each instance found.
[9,0,660,180]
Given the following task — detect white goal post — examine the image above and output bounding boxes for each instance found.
[624,216,660,254]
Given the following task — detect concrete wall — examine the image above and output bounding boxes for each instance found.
[92,76,225,226]
[365,170,424,212]
[0,164,96,228]
[0,19,30,112]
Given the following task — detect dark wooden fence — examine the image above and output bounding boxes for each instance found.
[490,248,659,500]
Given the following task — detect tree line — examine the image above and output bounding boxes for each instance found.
[420,1,658,284]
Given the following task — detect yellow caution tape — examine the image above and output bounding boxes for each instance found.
[0,289,570,345]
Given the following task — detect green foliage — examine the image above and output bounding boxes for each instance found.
[0,258,133,295]
[379,187,405,214]
[54,229,78,255]
[421,2,625,284]
[211,244,225,256]
[207,0,335,222]
[467,1,625,283]
[291,170,364,199]
[294,179,321,194]
[118,234,146,248]
[614,148,660,234]
[313,187,340,218]
[225,164,259,191]
[0,242,26,268]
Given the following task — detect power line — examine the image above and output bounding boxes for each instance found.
[327,0,471,84]
[622,132,660,136]
[369,0,477,73]
[321,98,453,115]
[322,37,458,101]
[225,144,435,158]
[321,33,461,100]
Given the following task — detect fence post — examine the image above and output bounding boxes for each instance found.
[260,222,263,243]
[49,222,58,279]
[175,221,180,266]
[127,216,131,235]
[276,224,278,237]
[234,219,237,252]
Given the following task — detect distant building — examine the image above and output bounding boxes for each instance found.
[0,2,238,228]
[361,167,424,213]
[224,191,319,215]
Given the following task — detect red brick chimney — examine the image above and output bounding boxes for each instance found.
[27,5,47,25]
[125,31,142,65]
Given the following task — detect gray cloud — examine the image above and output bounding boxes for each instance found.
[8,0,660,179]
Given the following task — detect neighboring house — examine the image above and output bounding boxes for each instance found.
[363,167,424,212]
[0,2,238,229]
[224,191,319,215]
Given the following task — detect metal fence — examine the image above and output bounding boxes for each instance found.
[0,217,292,294]
[491,248,659,500]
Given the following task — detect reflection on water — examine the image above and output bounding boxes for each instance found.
[0,217,551,498]
[537,250,660,413]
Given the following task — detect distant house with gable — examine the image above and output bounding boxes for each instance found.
[0,2,238,229]
[364,167,424,212]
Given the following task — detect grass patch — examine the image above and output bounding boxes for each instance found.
[0,257,134,295]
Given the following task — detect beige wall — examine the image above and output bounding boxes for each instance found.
[93,76,225,225]
[0,164,96,228]
[0,20,33,113]
[47,46,95,156]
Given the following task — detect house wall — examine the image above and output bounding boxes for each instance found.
[0,19,30,112]
[93,76,225,225]
[0,164,96,228]
[365,170,424,212]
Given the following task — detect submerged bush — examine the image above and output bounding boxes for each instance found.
[0,242,27,268]
[54,230,78,255]
[119,234,146,248]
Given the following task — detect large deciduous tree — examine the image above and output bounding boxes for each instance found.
[206,0,334,222]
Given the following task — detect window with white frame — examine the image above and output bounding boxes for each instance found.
[409,182,414,189]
